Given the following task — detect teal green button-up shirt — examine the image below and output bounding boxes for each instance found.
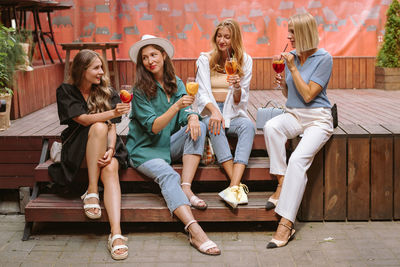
[126,76,196,167]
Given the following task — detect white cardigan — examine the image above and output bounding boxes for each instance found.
[195,52,253,128]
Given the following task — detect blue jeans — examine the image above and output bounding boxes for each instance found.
[132,122,207,213]
[202,103,255,165]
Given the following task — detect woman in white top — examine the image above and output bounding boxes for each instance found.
[193,18,255,209]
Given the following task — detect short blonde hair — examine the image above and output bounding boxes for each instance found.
[289,13,319,53]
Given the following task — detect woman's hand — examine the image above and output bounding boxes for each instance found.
[209,110,225,135]
[97,148,114,167]
[274,73,286,89]
[175,95,195,110]
[113,103,130,117]
[185,115,201,141]
[281,52,295,72]
[227,74,241,89]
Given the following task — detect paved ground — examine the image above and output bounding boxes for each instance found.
[1,215,400,267]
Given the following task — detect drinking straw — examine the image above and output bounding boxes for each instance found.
[226,47,231,61]
[279,43,289,60]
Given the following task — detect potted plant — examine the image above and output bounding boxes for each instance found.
[0,25,25,131]
[375,0,400,90]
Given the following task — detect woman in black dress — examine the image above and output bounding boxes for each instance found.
[48,49,130,260]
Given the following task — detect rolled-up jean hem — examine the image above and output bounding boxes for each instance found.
[218,155,233,164]
[234,159,248,165]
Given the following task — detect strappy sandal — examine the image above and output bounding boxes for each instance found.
[81,191,101,219]
[181,183,208,210]
[266,222,296,249]
[107,234,128,260]
[184,220,221,256]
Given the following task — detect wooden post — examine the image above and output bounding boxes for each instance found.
[324,126,347,221]
[363,124,393,220]
[382,124,400,219]
[341,124,370,221]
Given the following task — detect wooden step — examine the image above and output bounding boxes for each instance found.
[25,192,278,222]
[35,157,272,182]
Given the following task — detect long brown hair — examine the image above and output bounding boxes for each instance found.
[69,49,113,114]
[134,44,177,99]
[209,18,245,77]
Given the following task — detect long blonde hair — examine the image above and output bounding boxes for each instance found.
[289,13,319,54]
[209,18,245,77]
[69,49,113,114]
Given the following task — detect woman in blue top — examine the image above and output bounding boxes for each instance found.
[263,13,334,248]
[125,35,221,256]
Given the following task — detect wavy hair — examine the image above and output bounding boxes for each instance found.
[209,18,245,77]
[134,44,177,99]
[289,13,319,54]
[69,49,113,114]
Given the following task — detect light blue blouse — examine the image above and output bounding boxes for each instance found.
[285,48,332,108]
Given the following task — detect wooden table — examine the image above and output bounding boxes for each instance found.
[60,42,120,90]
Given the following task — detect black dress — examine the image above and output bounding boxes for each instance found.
[48,83,128,189]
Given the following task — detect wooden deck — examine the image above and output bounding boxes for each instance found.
[2,89,400,221]
[2,89,400,137]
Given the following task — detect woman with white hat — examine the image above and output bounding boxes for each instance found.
[125,35,221,256]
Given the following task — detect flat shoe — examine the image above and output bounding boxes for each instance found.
[189,195,208,210]
[185,220,221,256]
[267,223,295,249]
[81,191,101,219]
[265,197,278,210]
[108,234,128,260]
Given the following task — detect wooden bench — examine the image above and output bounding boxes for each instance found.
[23,138,278,240]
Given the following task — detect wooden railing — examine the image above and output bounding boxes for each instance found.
[10,57,376,119]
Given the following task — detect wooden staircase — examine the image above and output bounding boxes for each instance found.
[23,137,278,240]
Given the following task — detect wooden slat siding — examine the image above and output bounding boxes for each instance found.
[11,63,64,119]
[0,151,41,164]
[382,124,400,219]
[25,192,279,223]
[116,57,376,90]
[0,137,42,150]
[338,58,346,89]
[0,177,34,189]
[359,58,367,88]
[255,58,264,90]
[352,58,360,89]
[11,71,22,118]
[345,58,353,89]
[262,58,271,90]
[341,124,370,221]
[324,127,347,220]
[367,58,375,88]
[362,124,393,220]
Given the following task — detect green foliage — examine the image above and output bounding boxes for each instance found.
[376,0,400,68]
[0,26,25,95]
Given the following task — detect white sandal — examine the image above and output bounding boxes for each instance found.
[184,220,221,256]
[107,234,128,260]
[80,191,101,219]
[181,183,208,210]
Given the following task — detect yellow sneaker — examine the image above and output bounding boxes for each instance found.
[238,183,249,205]
[218,186,240,208]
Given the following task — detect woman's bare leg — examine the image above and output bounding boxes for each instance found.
[85,122,108,215]
[174,205,220,254]
[181,154,207,208]
[100,158,126,255]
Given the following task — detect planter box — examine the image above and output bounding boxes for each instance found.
[375,67,400,90]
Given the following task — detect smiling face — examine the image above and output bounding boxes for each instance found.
[83,57,104,85]
[215,26,232,54]
[140,45,166,76]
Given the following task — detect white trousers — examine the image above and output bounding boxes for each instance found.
[263,107,333,222]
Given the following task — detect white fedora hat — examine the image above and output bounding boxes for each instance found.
[129,34,174,63]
